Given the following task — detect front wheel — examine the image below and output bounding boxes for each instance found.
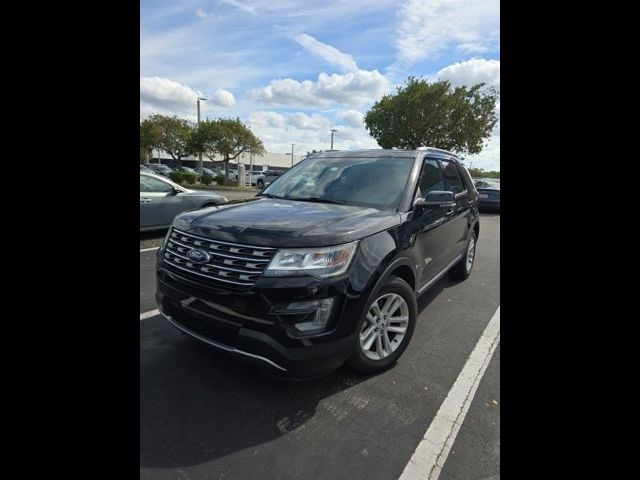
[257,179,264,189]
[347,275,417,374]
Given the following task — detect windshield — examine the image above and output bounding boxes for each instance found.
[261,155,415,210]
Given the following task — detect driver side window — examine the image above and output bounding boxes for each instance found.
[415,159,445,199]
[140,174,174,193]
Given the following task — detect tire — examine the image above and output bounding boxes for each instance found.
[347,275,417,374]
[257,179,264,189]
[449,231,477,280]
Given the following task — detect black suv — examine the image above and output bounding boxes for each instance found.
[156,149,479,378]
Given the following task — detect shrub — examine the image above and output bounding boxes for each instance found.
[213,175,226,185]
[169,171,184,183]
[201,174,213,185]
[183,172,198,184]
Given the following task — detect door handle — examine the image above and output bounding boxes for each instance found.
[140,198,152,203]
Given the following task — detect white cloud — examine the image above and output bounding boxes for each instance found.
[437,58,500,89]
[338,109,364,128]
[288,112,332,131]
[210,88,236,107]
[248,110,378,154]
[465,132,500,171]
[140,77,235,118]
[249,70,390,107]
[394,0,499,64]
[195,8,208,18]
[294,33,358,72]
[247,111,286,128]
[220,0,256,14]
[140,76,202,114]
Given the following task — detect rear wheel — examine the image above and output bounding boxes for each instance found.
[347,275,417,374]
[449,231,477,280]
[257,179,264,188]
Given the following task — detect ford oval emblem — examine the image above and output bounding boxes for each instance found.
[187,248,210,264]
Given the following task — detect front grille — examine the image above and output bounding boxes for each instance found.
[163,228,277,288]
[168,303,240,347]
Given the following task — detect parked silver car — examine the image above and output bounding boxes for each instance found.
[140,172,228,231]
[147,163,173,177]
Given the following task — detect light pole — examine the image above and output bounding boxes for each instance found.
[197,96,207,174]
[330,129,338,150]
[291,144,295,166]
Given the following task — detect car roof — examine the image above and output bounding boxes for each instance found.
[308,148,460,161]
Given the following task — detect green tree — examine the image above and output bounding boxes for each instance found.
[191,118,265,183]
[468,167,500,179]
[364,78,498,155]
[140,118,162,164]
[146,114,195,168]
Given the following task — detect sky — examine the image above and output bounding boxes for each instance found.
[140,0,500,170]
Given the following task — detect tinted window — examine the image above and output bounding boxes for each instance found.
[440,160,465,194]
[416,159,446,199]
[140,174,174,193]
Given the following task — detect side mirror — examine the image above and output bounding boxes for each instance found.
[414,191,456,211]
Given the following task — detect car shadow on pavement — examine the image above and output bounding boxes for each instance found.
[140,275,449,469]
[140,330,371,469]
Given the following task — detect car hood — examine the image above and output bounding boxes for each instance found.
[183,189,226,198]
[172,198,400,247]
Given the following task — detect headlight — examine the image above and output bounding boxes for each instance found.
[264,241,358,278]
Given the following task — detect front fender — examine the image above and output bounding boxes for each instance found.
[348,230,416,296]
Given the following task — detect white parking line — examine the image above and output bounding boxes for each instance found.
[140,247,159,253]
[399,306,500,480]
[140,309,160,321]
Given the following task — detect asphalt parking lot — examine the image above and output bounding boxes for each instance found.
[139,212,500,480]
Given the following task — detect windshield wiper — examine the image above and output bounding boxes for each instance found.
[258,192,283,199]
[285,196,348,205]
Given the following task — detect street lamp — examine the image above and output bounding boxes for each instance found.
[285,145,296,167]
[197,97,207,174]
[330,129,338,150]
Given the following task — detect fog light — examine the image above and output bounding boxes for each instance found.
[287,298,335,332]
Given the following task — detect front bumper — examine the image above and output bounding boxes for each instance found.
[156,266,359,378]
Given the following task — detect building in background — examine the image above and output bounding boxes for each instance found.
[148,150,306,172]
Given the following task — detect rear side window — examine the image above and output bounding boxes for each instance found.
[439,160,466,195]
